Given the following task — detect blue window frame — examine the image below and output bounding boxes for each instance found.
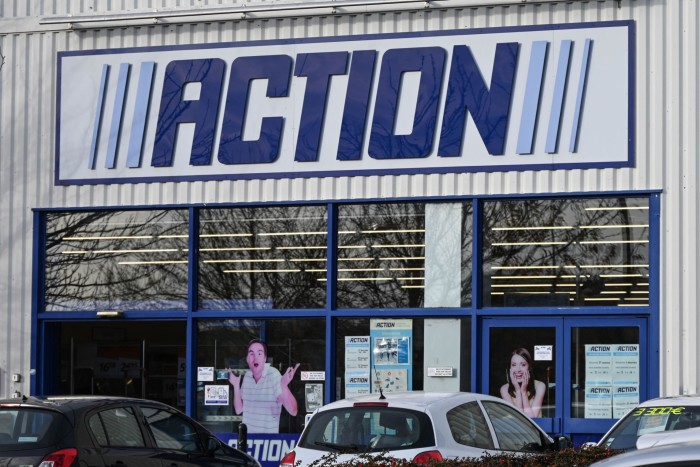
[31,191,660,443]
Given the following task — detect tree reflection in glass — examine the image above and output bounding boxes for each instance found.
[336,202,472,309]
[45,210,189,311]
[198,206,327,310]
[482,198,649,307]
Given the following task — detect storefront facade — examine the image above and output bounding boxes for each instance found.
[0,0,695,465]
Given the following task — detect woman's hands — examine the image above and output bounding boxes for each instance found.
[517,370,530,394]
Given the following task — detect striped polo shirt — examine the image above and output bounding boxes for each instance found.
[241,365,283,433]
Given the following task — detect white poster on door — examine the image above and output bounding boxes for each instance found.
[345,336,371,396]
[584,385,613,418]
[612,344,639,385]
[585,345,613,386]
[613,385,640,418]
[345,371,371,397]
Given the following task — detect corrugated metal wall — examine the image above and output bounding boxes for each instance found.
[0,0,697,398]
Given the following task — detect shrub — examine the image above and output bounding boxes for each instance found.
[307,445,619,467]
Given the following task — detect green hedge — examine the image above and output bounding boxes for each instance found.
[307,446,619,467]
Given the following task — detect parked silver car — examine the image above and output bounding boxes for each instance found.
[597,394,700,451]
[279,391,569,466]
[635,426,700,450]
[590,440,700,466]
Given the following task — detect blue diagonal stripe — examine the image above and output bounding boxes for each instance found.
[105,63,131,169]
[127,61,155,168]
[545,40,572,154]
[569,39,592,153]
[88,64,109,170]
[517,41,548,155]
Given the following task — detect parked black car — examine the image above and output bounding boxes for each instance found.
[0,395,259,467]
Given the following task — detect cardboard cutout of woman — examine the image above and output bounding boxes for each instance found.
[499,347,546,418]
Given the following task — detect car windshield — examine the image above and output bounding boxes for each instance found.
[0,407,72,451]
[298,406,435,453]
[601,405,700,450]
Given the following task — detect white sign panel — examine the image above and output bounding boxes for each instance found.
[534,345,553,361]
[345,336,371,396]
[198,366,214,382]
[373,369,408,393]
[427,367,454,377]
[613,385,640,418]
[345,371,371,397]
[345,336,371,372]
[584,385,613,418]
[204,384,230,405]
[612,344,640,385]
[56,21,633,185]
[585,344,613,386]
[300,371,325,381]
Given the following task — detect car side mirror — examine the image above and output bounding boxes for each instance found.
[206,436,222,455]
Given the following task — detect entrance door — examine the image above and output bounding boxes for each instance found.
[564,318,648,444]
[482,317,647,443]
[482,318,563,434]
[42,322,186,410]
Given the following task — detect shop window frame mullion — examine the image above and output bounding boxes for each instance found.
[185,207,199,417]
[325,203,338,404]
[471,198,483,393]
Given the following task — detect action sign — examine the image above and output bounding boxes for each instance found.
[57,21,633,185]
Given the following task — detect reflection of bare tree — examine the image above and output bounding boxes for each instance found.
[483,198,649,306]
[337,203,426,308]
[45,210,189,311]
[335,203,472,308]
[198,206,327,309]
[461,205,473,306]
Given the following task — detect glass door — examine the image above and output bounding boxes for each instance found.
[46,322,187,410]
[482,317,648,443]
[564,317,647,444]
[482,318,564,433]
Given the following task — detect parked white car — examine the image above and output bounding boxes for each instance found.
[279,391,570,466]
[635,426,700,450]
[597,394,700,452]
[590,440,700,466]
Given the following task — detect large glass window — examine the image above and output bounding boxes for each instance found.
[198,206,327,309]
[336,202,472,308]
[335,317,470,399]
[44,210,189,311]
[483,198,649,307]
[195,318,325,434]
[43,197,650,312]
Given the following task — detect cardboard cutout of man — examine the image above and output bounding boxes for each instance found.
[228,339,300,433]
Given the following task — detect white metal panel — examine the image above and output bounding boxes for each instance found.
[0,0,699,399]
